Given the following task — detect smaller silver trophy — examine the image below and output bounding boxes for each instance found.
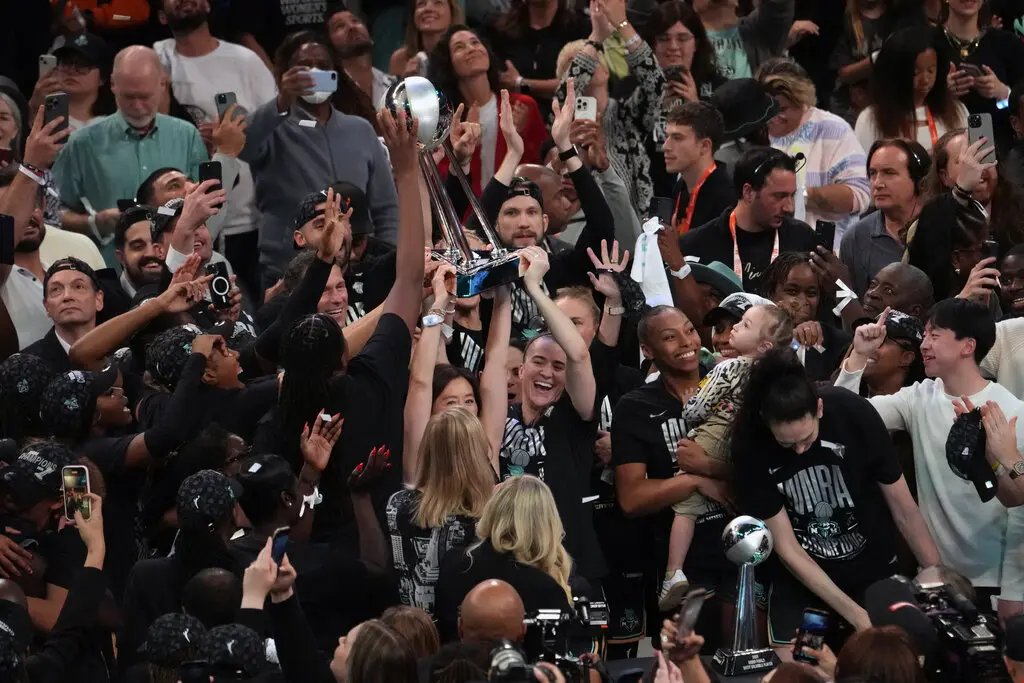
[382,76,520,297]
[712,515,779,676]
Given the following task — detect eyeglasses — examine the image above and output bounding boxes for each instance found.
[57,61,97,75]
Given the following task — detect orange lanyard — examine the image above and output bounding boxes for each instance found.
[673,163,717,235]
[728,209,779,280]
[923,108,938,146]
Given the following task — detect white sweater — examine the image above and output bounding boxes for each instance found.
[981,318,1024,399]
[835,367,1024,599]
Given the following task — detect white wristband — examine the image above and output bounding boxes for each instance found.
[18,165,44,186]
[669,264,691,280]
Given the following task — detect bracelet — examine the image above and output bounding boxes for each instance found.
[514,75,524,92]
[624,34,642,49]
[422,309,445,327]
[17,164,44,186]
[615,18,629,29]
[605,305,625,316]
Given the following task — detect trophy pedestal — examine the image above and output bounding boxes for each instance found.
[432,250,521,298]
[711,647,778,676]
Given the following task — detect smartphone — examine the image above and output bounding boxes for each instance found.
[307,69,339,94]
[815,220,836,252]
[38,55,57,79]
[180,660,210,683]
[61,465,90,521]
[674,588,708,639]
[575,96,598,122]
[793,608,829,664]
[271,527,290,564]
[961,63,983,79]
[650,196,675,226]
[664,65,688,83]
[205,261,232,309]
[43,92,70,136]
[117,199,135,212]
[215,91,238,121]
[0,214,13,266]
[968,113,996,164]
[198,160,222,190]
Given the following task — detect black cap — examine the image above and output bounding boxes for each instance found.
[709,78,779,141]
[1005,615,1024,661]
[176,470,243,529]
[50,33,110,67]
[0,353,58,409]
[145,325,201,391]
[43,256,99,294]
[946,409,998,503]
[293,181,371,236]
[39,366,119,439]
[0,440,76,508]
[235,454,296,521]
[506,177,544,210]
[865,578,939,659]
[702,292,774,327]
[853,310,925,349]
[199,624,267,678]
[0,601,33,653]
[141,613,207,667]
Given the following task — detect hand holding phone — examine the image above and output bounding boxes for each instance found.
[793,608,829,664]
[62,465,91,521]
[815,221,836,253]
[650,196,675,226]
[44,92,70,137]
[205,261,232,309]
[674,588,707,639]
[271,527,290,564]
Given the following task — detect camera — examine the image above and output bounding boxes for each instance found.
[913,581,1009,683]
[517,597,608,682]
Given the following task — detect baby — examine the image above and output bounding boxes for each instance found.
[659,303,794,610]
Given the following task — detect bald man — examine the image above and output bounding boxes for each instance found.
[458,580,527,644]
[52,44,208,267]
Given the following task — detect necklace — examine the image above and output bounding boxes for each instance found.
[944,26,982,59]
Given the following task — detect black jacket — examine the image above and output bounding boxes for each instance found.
[23,329,71,373]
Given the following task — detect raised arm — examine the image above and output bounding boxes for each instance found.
[377,108,427,332]
[587,241,629,347]
[480,285,512,472]
[168,180,227,259]
[520,246,597,419]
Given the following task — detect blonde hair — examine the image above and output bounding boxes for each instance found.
[753,305,794,350]
[473,475,573,602]
[555,285,601,325]
[413,408,494,529]
[556,40,608,80]
[756,58,817,111]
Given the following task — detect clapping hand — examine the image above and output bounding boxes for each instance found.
[981,400,1020,465]
[550,78,577,152]
[300,411,344,473]
[499,89,524,159]
[348,445,391,495]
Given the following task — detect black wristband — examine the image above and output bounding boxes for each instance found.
[558,146,579,162]
[586,39,604,53]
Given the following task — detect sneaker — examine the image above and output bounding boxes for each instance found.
[658,569,690,612]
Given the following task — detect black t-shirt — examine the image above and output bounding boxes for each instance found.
[680,207,819,293]
[937,27,1024,156]
[446,323,486,373]
[735,386,903,590]
[672,165,738,234]
[500,395,604,580]
[313,313,412,537]
[610,377,730,575]
[231,0,326,57]
[346,248,396,326]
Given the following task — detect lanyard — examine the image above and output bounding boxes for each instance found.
[673,163,717,234]
[728,209,779,280]
[921,108,938,147]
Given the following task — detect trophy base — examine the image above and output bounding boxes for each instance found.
[431,249,521,298]
[710,647,778,676]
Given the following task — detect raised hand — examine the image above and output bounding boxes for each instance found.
[955,136,996,192]
[178,179,226,233]
[499,89,524,159]
[348,445,391,494]
[316,186,353,263]
[849,306,889,365]
[278,66,317,111]
[550,78,577,152]
[191,334,225,359]
[656,228,686,271]
[23,105,71,170]
[300,411,344,473]
[157,274,212,314]
[589,0,614,42]
[518,245,551,290]
[586,239,629,299]
[450,103,482,166]
[571,119,609,171]
[377,106,420,178]
[74,493,104,551]
[957,256,1000,303]
[212,103,248,157]
[431,262,457,312]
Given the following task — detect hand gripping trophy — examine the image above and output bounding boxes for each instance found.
[712,515,779,676]
[382,76,521,297]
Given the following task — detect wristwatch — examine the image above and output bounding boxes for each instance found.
[605,305,625,316]
[422,309,444,327]
[1010,461,1024,480]
[558,146,579,162]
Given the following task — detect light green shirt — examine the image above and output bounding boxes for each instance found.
[706,25,752,80]
[51,111,207,267]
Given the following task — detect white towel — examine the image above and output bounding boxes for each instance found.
[630,218,673,307]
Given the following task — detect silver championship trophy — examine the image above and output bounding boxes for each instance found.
[712,515,779,676]
[382,76,520,297]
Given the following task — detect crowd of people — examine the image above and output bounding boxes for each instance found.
[3,0,1024,682]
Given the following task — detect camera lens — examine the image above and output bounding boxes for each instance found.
[969,115,980,126]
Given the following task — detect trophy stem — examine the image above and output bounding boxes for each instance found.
[732,563,757,652]
[419,152,473,262]
[442,141,507,257]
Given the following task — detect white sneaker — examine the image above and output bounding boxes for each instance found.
[658,569,690,612]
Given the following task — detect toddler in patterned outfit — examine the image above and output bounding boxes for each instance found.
[659,303,794,610]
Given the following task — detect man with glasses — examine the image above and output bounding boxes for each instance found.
[680,146,817,293]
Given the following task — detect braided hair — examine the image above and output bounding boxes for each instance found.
[758,252,835,319]
[278,314,347,467]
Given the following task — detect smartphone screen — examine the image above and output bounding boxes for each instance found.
[271,528,290,564]
[650,196,675,226]
[0,214,13,266]
[61,466,90,521]
[793,608,829,663]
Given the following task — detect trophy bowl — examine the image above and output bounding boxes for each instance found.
[722,515,774,566]
[382,76,453,150]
